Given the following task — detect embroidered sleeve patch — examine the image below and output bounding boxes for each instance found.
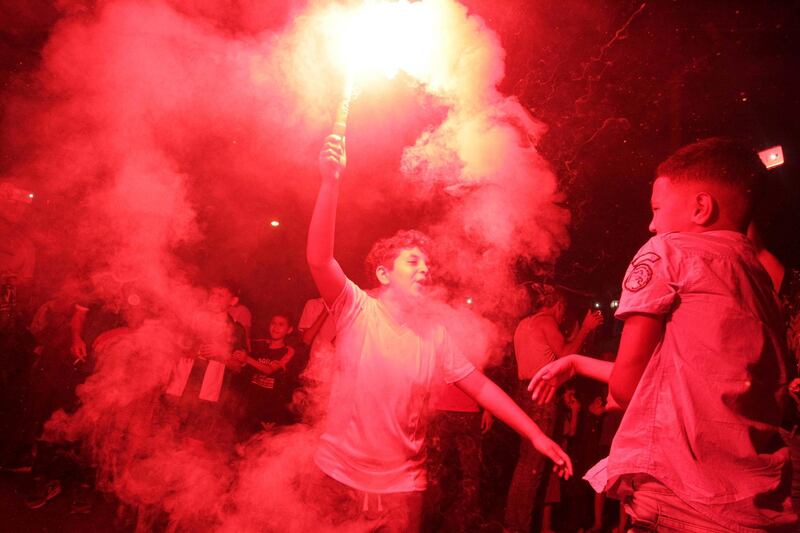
[624,252,661,292]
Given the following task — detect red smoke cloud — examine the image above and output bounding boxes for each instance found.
[4,0,570,527]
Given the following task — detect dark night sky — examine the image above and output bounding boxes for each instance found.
[2,0,799,324]
[467,0,800,296]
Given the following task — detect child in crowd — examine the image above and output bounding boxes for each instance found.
[234,312,297,433]
[306,134,572,532]
[529,138,797,532]
[163,283,247,448]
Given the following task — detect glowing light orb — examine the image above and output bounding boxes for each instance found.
[610,299,620,309]
[593,301,602,310]
[270,220,280,227]
[758,145,784,169]
[466,296,474,305]
[28,193,34,199]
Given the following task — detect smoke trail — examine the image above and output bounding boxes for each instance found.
[4,0,570,528]
[396,0,570,328]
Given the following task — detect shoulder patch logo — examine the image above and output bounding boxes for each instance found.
[624,252,661,292]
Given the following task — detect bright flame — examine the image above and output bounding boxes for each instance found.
[270,220,280,227]
[336,1,436,82]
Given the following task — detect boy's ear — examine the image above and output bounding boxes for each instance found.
[375,265,391,285]
[691,191,716,226]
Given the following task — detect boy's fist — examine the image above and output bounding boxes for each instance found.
[319,134,346,181]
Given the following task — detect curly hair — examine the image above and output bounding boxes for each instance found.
[364,229,432,284]
[526,283,565,311]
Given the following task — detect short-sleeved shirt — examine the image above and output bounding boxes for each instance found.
[314,280,476,493]
[586,231,795,532]
[514,312,559,379]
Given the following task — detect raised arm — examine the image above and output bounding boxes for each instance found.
[307,135,347,306]
[561,309,603,355]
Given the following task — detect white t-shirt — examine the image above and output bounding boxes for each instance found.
[314,280,476,493]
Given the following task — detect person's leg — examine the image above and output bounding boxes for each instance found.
[453,412,482,533]
[781,428,800,518]
[374,490,424,533]
[503,385,556,532]
[422,413,449,532]
[305,468,363,529]
[591,491,606,532]
[541,503,554,533]
[616,500,627,533]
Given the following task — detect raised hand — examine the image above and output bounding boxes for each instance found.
[319,134,346,181]
[71,338,87,363]
[582,308,604,332]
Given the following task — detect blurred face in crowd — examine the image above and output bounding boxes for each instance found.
[208,287,236,313]
[378,247,430,299]
[269,315,292,341]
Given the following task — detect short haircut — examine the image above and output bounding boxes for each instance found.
[656,137,766,220]
[211,279,240,297]
[365,229,431,282]
[270,310,294,327]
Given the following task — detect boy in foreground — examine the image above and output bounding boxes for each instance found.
[307,134,572,532]
[529,138,797,532]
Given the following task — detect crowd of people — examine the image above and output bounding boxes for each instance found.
[1,135,799,533]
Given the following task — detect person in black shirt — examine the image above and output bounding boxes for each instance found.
[234,312,297,436]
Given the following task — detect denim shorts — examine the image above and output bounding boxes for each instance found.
[623,474,734,533]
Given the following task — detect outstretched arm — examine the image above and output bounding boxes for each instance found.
[456,370,573,479]
[307,135,347,306]
[528,314,663,408]
[529,355,613,404]
[231,350,284,376]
